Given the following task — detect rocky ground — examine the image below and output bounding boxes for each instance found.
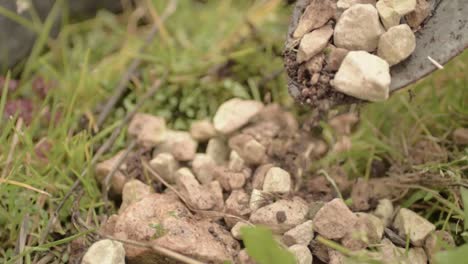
[75,98,465,264]
[285,0,431,109]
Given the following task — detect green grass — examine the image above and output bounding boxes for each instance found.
[0,0,467,262]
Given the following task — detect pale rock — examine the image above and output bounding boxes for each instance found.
[337,0,376,10]
[238,249,256,264]
[293,0,336,39]
[229,150,246,172]
[342,212,384,250]
[406,0,431,29]
[376,0,401,30]
[119,180,153,214]
[263,167,292,194]
[378,24,416,66]
[149,153,179,183]
[329,250,346,264]
[128,113,166,148]
[393,208,436,246]
[312,198,358,239]
[249,197,309,233]
[113,193,239,263]
[333,51,390,102]
[424,231,455,263]
[297,25,334,63]
[379,239,427,264]
[282,220,313,246]
[306,53,325,74]
[82,239,125,264]
[175,168,215,210]
[324,45,349,71]
[334,4,385,52]
[192,154,216,184]
[249,189,267,211]
[373,199,394,227]
[190,119,216,141]
[95,151,128,195]
[208,181,225,211]
[231,221,250,240]
[155,131,198,161]
[289,245,313,264]
[252,164,275,189]
[228,171,247,190]
[408,248,428,264]
[206,137,230,165]
[242,139,267,165]
[213,167,246,191]
[453,128,468,145]
[225,190,251,227]
[384,0,417,15]
[213,99,264,134]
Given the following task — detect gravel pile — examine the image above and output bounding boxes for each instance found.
[84,99,454,263]
[285,0,432,109]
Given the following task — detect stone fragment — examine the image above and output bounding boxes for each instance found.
[385,0,417,15]
[225,190,252,227]
[378,24,416,66]
[312,198,358,239]
[293,0,336,39]
[213,99,264,134]
[289,245,313,264]
[376,0,401,30]
[249,189,268,211]
[333,51,390,102]
[149,153,179,183]
[334,4,385,52]
[238,249,256,264]
[342,213,384,250]
[306,54,325,74]
[393,208,436,246]
[113,193,238,263]
[229,150,246,172]
[297,25,334,63]
[231,221,250,240]
[190,119,216,141]
[119,180,153,213]
[242,139,267,165]
[82,239,125,264]
[191,154,216,184]
[175,168,215,210]
[128,113,166,148]
[263,167,292,194]
[378,239,427,264]
[208,181,225,211]
[406,0,431,29]
[324,45,349,71]
[337,0,377,10]
[95,151,128,195]
[206,137,229,165]
[155,131,198,161]
[424,230,455,263]
[373,199,394,227]
[453,128,468,145]
[282,220,313,246]
[252,164,275,189]
[250,197,309,233]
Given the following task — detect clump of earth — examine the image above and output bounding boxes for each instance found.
[284,0,432,110]
[74,98,459,264]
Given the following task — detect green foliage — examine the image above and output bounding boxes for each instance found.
[461,187,468,231]
[434,244,468,264]
[241,226,295,264]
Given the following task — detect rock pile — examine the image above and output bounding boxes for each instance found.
[89,99,449,264]
[287,0,430,105]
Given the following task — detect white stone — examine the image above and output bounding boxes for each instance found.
[229,150,246,172]
[297,25,334,63]
[128,113,166,148]
[385,0,417,15]
[376,0,401,30]
[82,239,125,264]
[406,0,431,29]
[283,220,314,246]
[206,137,229,165]
[312,198,357,239]
[334,4,385,52]
[293,0,336,38]
[190,119,216,141]
[263,167,292,194]
[333,51,390,102]
[175,168,215,210]
[155,131,198,161]
[242,139,267,165]
[149,153,179,183]
[393,208,436,246]
[192,154,216,184]
[289,245,313,264]
[373,199,394,227]
[119,180,153,213]
[231,222,250,240]
[249,189,267,211]
[337,0,376,10]
[378,24,416,66]
[213,99,264,134]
